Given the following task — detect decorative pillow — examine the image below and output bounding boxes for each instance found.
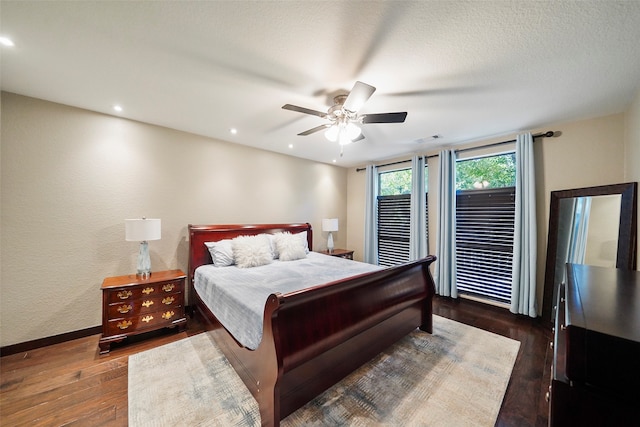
[270,233,284,258]
[205,239,234,267]
[232,234,273,268]
[274,232,307,261]
[271,231,309,258]
[260,233,278,259]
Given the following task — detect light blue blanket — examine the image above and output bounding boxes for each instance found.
[194,252,382,350]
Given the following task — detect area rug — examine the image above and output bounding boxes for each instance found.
[128,315,520,426]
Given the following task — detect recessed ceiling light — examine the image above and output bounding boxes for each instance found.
[332,159,337,163]
[113,105,123,112]
[288,144,293,149]
[0,36,15,47]
[230,128,237,135]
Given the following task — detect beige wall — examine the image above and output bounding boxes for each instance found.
[0,92,348,347]
[346,113,627,313]
[624,89,640,269]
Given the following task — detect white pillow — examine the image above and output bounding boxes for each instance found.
[274,232,307,261]
[232,235,273,268]
[269,233,281,258]
[205,239,234,267]
[271,230,309,258]
[260,233,278,259]
[297,230,310,253]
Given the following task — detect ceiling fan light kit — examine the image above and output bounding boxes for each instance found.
[325,121,362,145]
[282,81,407,155]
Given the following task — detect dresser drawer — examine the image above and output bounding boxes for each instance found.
[105,306,185,336]
[552,283,568,383]
[106,292,182,317]
[105,279,184,303]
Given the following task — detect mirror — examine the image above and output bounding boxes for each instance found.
[542,182,638,325]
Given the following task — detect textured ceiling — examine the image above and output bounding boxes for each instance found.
[2,1,640,167]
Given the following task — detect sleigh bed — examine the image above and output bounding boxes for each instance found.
[187,223,436,426]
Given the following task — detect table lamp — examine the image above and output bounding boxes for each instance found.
[125,218,161,279]
[322,218,339,253]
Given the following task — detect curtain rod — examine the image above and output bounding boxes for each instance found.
[355,131,555,172]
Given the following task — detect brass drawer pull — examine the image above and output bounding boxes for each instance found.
[142,287,154,295]
[117,290,133,300]
[117,304,133,314]
[142,300,154,308]
[162,283,175,292]
[162,296,175,305]
[142,315,153,323]
[162,311,175,320]
[117,320,132,330]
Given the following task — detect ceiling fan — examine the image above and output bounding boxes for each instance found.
[282,81,407,152]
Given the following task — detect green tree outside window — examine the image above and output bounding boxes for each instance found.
[379,168,412,196]
[378,166,428,196]
[456,153,515,190]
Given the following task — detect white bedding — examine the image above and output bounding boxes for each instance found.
[194,251,382,350]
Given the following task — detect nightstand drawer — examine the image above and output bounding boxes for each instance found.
[105,306,185,336]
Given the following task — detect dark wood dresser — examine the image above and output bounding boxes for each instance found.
[549,264,640,425]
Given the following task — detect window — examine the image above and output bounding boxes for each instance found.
[377,167,428,267]
[455,153,516,304]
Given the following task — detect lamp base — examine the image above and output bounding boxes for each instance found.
[327,232,334,254]
[136,241,152,280]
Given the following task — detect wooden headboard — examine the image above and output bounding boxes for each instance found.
[187,223,313,304]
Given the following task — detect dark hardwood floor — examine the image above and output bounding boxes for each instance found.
[1,296,551,426]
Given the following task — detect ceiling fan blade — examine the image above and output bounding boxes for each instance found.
[352,133,365,142]
[282,104,327,118]
[343,81,376,113]
[298,124,330,136]
[361,112,407,124]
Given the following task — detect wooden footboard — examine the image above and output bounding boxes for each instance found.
[273,255,436,422]
[189,223,436,426]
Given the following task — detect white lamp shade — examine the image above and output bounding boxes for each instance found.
[125,218,161,241]
[322,218,339,232]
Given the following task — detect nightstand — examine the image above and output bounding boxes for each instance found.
[98,269,187,354]
[319,249,354,260]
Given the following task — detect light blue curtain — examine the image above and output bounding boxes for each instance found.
[510,132,537,317]
[409,155,427,260]
[364,164,378,264]
[434,150,457,297]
